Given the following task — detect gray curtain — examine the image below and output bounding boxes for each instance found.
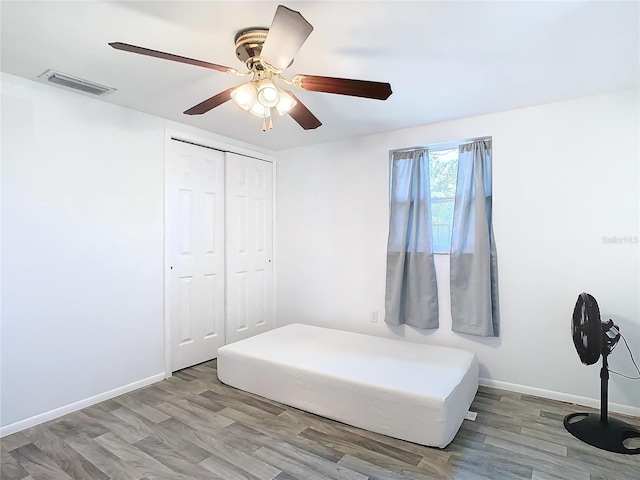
[385,149,439,329]
[450,139,499,336]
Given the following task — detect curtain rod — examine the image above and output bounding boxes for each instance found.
[389,136,491,155]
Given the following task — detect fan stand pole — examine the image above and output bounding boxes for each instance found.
[599,353,608,425]
[564,352,640,454]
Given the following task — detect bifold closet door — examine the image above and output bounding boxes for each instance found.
[225,153,274,344]
[167,140,226,372]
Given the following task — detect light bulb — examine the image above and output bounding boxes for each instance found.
[249,101,270,118]
[231,82,257,111]
[275,90,297,116]
[256,79,280,108]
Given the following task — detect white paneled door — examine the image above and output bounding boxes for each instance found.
[167,140,226,372]
[225,153,274,344]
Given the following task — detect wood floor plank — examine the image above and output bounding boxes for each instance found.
[190,391,227,412]
[336,453,423,480]
[113,394,172,424]
[531,470,587,480]
[222,418,348,463]
[80,408,148,444]
[94,398,122,412]
[202,385,291,416]
[204,421,267,455]
[299,427,451,479]
[205,379,298,412]
[302,425,423,467]
[0,432,31,454]
[566,445,640,479]
[219,406,307,436]
[56,412,110,439]
[261,440,368,480]
[447,449,533,480]
[155,401,234,435]
[64,436,142,480]
[153,376,209,397]
[24,425,110,480]
[10,443,76,480]
[202,383,289,416]
[158,397,235,429]
[1,449,30,480]
[479,436,586,480]
[159,417,281,480]
[198,453,265,480]
[277,407,452,465]
[467,407,524,434]
[453,421,577,480]
[473,423,568,456]
[127,385,177,407]
[253,445,339,480]
[93,431,179,478]
[133,436,219,480]
[273,472,300,480]
[109,407,213,464]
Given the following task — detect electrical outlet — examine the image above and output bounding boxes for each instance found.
[371,310,379,323]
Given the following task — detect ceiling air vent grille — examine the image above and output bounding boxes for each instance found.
[38,70,116,97]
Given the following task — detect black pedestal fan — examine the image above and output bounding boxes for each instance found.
[564,292,640,454]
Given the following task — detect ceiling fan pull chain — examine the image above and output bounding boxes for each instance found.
[269,116,274,130]
[262,118,267,132]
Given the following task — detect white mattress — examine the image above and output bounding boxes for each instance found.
[217,323,478,448]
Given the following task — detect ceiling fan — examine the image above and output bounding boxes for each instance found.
[110,5,392,131]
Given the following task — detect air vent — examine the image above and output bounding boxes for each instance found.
[38,70,116,97]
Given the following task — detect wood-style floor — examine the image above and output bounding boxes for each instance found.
[2,360,639,480]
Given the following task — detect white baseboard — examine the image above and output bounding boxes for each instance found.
[479,378,640,418]
[0,373,165,438]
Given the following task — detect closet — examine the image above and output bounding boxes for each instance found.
[166,138,274,372]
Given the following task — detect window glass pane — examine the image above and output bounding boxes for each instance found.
[431,200,454,251]
[429,148,458,198]
[429,148,458,252]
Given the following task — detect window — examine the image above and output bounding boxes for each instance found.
[389,145,460,254]
[428,148,458,253]
[387,138,497,334]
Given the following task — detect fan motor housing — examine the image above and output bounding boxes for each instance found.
[234,28,269,64]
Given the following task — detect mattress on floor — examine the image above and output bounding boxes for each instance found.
[217,323,478,448]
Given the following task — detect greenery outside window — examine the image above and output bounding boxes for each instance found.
[429,147,458,253]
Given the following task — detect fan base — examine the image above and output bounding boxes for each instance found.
[234,29,269,64]
[564,412,640,454]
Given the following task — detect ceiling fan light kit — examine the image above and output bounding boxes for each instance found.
[109,5,392,131]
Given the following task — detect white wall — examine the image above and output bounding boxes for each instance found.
[2,71,638,436]
[0,73,272,434]
[276,89,640,413]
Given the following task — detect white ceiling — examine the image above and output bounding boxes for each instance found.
[1,1,638,152]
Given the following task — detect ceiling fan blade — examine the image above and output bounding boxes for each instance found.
[293,74,392,100]
[184,88,234,115]
[260,5,313,71]
[109,42,237,73]
[285,91,322,130]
